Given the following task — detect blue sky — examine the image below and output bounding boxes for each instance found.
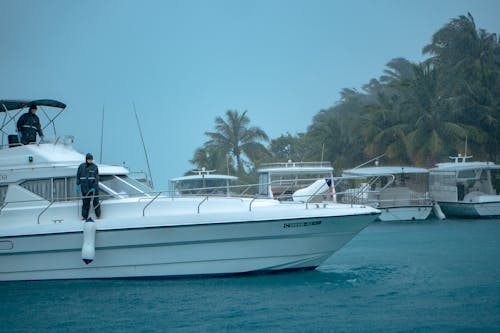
[1,0,499,189]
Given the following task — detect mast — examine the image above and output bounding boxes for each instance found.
[133,102,154,188]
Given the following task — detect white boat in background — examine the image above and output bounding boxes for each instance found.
[339,166,433,221]
[169,168,239,197]
[429,154,500,218]
[257,161,335,202]
[0,100,380,281]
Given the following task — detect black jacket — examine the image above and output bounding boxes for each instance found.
[16,112,43,144]
[77,162,100,194]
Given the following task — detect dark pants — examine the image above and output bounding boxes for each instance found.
[82,192,101,219]
[20,132,36,145]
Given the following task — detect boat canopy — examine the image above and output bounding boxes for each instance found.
[343,166,429,177]
[170,174,238,182]
[257,162,333,175]
[0,99,66,112]
[431,161,500,172]
[0,99,68,148]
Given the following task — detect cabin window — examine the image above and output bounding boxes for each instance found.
[20,179,52,200]
[20,177,81,202]
[0,185,7,206]
[430,172,455,186]
[52,177,79,201]
[457,169,476,179]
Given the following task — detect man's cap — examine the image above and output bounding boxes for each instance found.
[86,153,94,160]
[29,105,38,110]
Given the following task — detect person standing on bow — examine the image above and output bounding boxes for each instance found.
[77,153,101,220]
[16,105,44,145]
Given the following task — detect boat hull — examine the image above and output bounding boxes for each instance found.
[437,201,500,218]
[377,205,432,222]
[0,213,377,281]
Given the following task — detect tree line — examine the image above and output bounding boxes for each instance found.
[189,13,500,180]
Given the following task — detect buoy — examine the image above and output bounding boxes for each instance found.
[81,218,97,264]
[433,202,446,220]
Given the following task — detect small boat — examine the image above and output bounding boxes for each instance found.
[429,154,500,218]
[339,166,433,221]
[0,100,380,281]
[169,168,238,197]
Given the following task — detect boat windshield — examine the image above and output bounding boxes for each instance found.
[100,175,152,198]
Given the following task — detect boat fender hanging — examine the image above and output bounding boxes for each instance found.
[433,202,446,220]
[81,218,97,264]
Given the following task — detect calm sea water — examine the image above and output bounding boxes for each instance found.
[1,219,499,333]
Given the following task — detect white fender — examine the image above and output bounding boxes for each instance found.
[433,202,446,220]
[81,219,97,264]
[293,179,330,203]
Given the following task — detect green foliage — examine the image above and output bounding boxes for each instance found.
[191,110,270,177]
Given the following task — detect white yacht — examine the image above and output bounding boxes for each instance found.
[429,154,500,217]
[0,100,380,281]
[339,166,433,221]
[257,161,335,202]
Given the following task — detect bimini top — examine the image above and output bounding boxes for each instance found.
[0,99,66,112]
[343,166,429,177]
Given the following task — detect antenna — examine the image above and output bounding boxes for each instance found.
[464,135,468,162]
[449,136,472,163]
[353,153,386,169]
[321,143,325,163]
[133,102,154,188]
[99,105,104,163]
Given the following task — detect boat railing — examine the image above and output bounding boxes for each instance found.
[372,192,433,208]
[336,188,432,208]
[258,161,332,169]
[0,135,75,151]
[334,175,388,207]
[2,177,370,222]
[0,191,159,222]
[37,200,56,224]
[141,191,162,216]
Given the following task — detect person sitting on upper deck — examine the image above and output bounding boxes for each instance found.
[16,105,44,145]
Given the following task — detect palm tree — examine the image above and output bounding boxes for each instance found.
[380,58,415,84]
[401,63,489,165]
[204,110,269,175]
[422,12,500,161]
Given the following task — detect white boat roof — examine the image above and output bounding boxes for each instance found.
[257,162,333,175]
[170,174,238,182]
[431,161,500,172]
[343,166,429,176]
